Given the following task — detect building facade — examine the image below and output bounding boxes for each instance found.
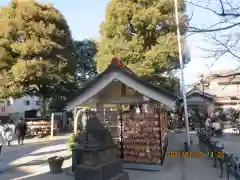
[181,88,215,117]
[6,96,41,120]
[202,69,240,109]
[187,92,215,114]
[0,100,8,116]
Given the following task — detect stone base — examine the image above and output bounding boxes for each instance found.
[110,172,129,180]
[75,159,129,180]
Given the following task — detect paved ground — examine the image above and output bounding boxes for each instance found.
[212,132,240,156]
[130,132,223,180]
[0,135,72,180]
[0,132,235,180]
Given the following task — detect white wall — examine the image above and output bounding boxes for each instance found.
[7,96,41,114]
[0,101,8,116]
[207,103,215,116]
[208,80,218,89]
[208,80,240,97]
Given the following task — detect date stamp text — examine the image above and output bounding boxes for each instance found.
[167,151,224,158]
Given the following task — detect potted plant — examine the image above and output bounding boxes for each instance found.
[48,156,64,173]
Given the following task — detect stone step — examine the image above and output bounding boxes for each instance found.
[75,159,124,180]
[109,172,129,180]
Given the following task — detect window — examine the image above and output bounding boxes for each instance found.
[24,100,30,106]
[36,101,41,105]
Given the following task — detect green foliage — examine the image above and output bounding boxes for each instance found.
[97,0,188,76]
[48,86,79,111]
[48,40,98,111]
[144,74,180,92]
[67,133,77,151]
[0,0,77,107]
[160,76,180,92]
[67,132,84,151]
[73,40,97,80]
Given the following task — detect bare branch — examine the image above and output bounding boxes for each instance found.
[188,0,240,68]
[204,33,240,61]
[188,22,240,33]
[214,73,240,78]
[188,1,240,17]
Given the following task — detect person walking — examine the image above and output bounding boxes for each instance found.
[4,120,15,146]
[15,118,27,145]
[205,116,212,137]
[0,121,5,154]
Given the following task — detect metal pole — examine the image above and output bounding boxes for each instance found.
[173,0,191,147]
[202,78,206,115]
[201,75,207,116]
[51,112,54,137]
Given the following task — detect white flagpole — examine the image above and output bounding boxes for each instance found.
[173,0,191,148]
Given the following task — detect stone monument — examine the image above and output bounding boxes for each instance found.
[72,115,129,180]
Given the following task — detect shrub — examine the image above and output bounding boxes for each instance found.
[67,133,77,151]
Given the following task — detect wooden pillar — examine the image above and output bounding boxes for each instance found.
[81,112,87,130]
[51,113,54,137]
[73,108,77,133]
[74,108,81,134]
[73,108,87,134]
[144,103,154,114]
[96,103,104,122]
[62,111,67,127]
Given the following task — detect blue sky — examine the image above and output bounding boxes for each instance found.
[0,0,238,85]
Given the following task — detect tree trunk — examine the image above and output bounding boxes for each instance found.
[41,96,47,117]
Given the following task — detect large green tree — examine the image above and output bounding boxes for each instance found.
[73,40,97,81]
[0,0,76,115]
[49,40,98,111]
[97,0,189,78]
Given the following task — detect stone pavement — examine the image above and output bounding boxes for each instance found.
[128,132,223,180]
[0,134,72,180]
[0,132,229,180]
[212,133,240,157]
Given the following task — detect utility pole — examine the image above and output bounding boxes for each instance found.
[173,0,191,148]
[200,74,205,100]
[200,74,207,116]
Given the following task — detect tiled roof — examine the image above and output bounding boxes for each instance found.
[65,57,177,107]
[82,57,176,98]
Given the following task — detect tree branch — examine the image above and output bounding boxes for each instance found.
[188,22,240,33]
[213,73,240,78]
[188,1,240,17]
[188,0,240,71]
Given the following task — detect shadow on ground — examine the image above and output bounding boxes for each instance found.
[0,166,73,180]
[27,148,67,157]
[1,132,232,180]
[21,172,73,180]
[0,135,71,180]
[0,137,69,173]
[13,154,72,168]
